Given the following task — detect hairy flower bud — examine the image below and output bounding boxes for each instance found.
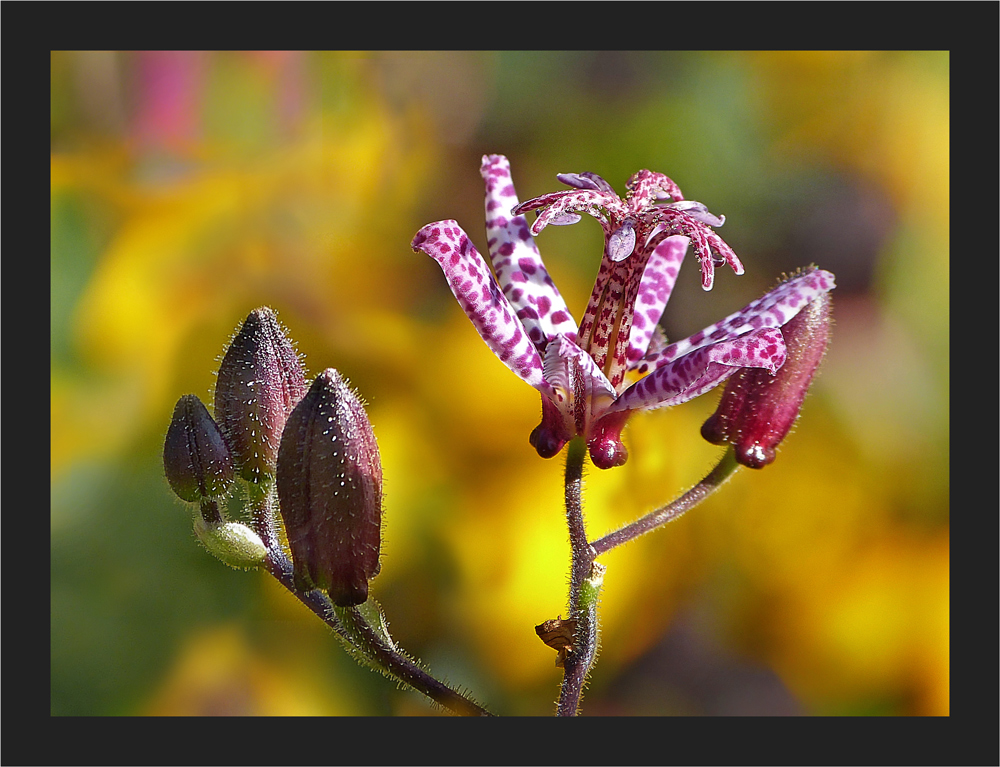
[194,517,269,570]
[214,307,307,483]
[276,368,383,606]
[163,394,235,502]
[701,288,832,468]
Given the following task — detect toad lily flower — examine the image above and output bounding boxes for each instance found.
[412,155,835,469]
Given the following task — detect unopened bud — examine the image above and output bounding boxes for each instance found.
[194,517,269,569]
[214,307,307,483]
[164,394,235,502]
[276,369,383,606]
[702,289,832,468]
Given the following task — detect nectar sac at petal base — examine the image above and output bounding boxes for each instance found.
[412,154,835,469]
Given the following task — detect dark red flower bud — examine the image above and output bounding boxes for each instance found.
[276,368,383,606]
[164,394,235,502]
[214,307,307,483]
[701,290,832,468]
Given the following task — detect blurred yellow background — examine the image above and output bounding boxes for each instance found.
[51,50,948,716]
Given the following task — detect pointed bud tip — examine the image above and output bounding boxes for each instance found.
[215,307,307,482]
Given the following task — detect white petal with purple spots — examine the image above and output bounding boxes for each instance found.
[608,327,787,414]
[480,154,578,350]
[634,268,836,375]
[625,235,689,366]
[412,220,546,389]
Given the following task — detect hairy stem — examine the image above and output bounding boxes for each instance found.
[334,604,492,717]
[248,486,491,717]
[590,446,740,557]
[557,437,600,716]
[245,476,282,555]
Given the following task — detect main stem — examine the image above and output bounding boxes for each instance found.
[557,437,599,717]
[554,445,740,715]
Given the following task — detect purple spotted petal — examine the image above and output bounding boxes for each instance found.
[633,268,836,376]
[529,333,621,462]
[625,235,689,366]
[607,327,787,415]
[513,187,627,236]
[480,155,578,349]
[626,169,684,208]
[651,211,743,292]
[412,221,545,389]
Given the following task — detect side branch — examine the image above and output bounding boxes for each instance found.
[260,509,492,716]
[590,446,739,557]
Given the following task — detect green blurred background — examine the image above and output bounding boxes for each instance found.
[51,51,948,717]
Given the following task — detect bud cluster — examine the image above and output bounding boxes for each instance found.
[163,307,384,604]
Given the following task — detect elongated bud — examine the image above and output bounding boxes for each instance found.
[276,368,383,606]
[164,394,235,502]
[214,307,307,483]
[702,289,832,468]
